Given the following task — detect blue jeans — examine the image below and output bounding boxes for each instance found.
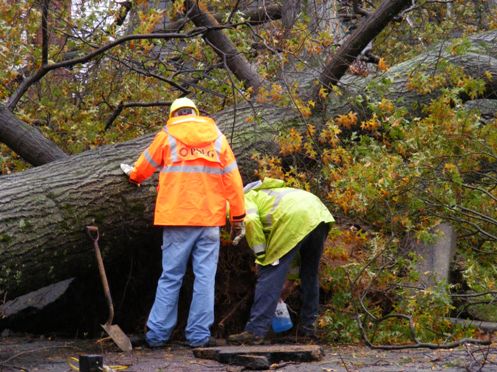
[245,222,329,337]
[145,226,220,347]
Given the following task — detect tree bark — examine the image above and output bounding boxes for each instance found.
[281,0,300,34]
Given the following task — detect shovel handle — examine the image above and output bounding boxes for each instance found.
[86,225,99,241]
[86,225,114,326]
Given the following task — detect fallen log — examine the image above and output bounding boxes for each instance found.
[0,103,297,299]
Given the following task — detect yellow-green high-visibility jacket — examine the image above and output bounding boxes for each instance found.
[244,178,334,266]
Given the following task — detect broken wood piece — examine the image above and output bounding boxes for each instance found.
[0,278,74,319]
[193,344,323,369]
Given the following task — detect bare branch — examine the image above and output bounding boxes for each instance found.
[7,27,224,111]
[451,291,497,298]
[110,56,190,94]
[166,61,228,98]
[462,183,497,203]
[428,209,497,241]
[41,0,50,66]
[227,0,241,24]
[454,205,497,226]
[104,101,172,130]
[448,317,497,332]
[398,0,418,17]
[353,0,371,16]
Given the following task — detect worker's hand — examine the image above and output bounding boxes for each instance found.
[120,163,134,176]
[230,221,245,246]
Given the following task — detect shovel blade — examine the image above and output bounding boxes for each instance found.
[101,323,133,352]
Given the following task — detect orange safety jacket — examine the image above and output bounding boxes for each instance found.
[129,115,245,226]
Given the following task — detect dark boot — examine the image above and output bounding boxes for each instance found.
[228,331,265,345]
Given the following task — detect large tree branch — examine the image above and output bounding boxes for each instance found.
[0,104,68,165]
[316,0,411,97]
[184,0,263,91]
[155,4,282,33]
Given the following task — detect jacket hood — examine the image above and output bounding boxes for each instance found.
[166,115,220,146]
[244,177,286,193]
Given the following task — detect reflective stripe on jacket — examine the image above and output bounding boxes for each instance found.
[130,115,245,226]
[244,178,334,266]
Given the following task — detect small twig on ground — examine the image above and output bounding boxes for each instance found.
[0,363,29,371]
[188,361,224,368]
[270,361,299,369]
[96,336,113,345]
[218,293,250,330]
[464,342,493,372]
[337,350,352,372]
[0,344,74,365]
[464,342,481,371]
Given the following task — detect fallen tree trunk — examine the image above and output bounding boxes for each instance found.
[0,135,154,298]
[0,104,296,299]
[2,30,497,300]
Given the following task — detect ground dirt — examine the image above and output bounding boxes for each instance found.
[1,336,496,371]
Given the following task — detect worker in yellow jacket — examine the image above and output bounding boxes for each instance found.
[121,97,245,348]
[228,178,334,344]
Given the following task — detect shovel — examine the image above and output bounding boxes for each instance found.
[86,226,132,352]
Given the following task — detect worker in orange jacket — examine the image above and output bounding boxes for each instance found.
[120,97,245,348]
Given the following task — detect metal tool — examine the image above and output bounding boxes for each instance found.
[86,226,132,352]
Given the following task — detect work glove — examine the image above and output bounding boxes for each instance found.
[230,221,246,246]
[120,163,134,176]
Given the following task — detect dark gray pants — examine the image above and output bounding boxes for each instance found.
[245,222,329,337]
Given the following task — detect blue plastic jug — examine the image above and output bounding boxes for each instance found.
[271,300,293,333]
